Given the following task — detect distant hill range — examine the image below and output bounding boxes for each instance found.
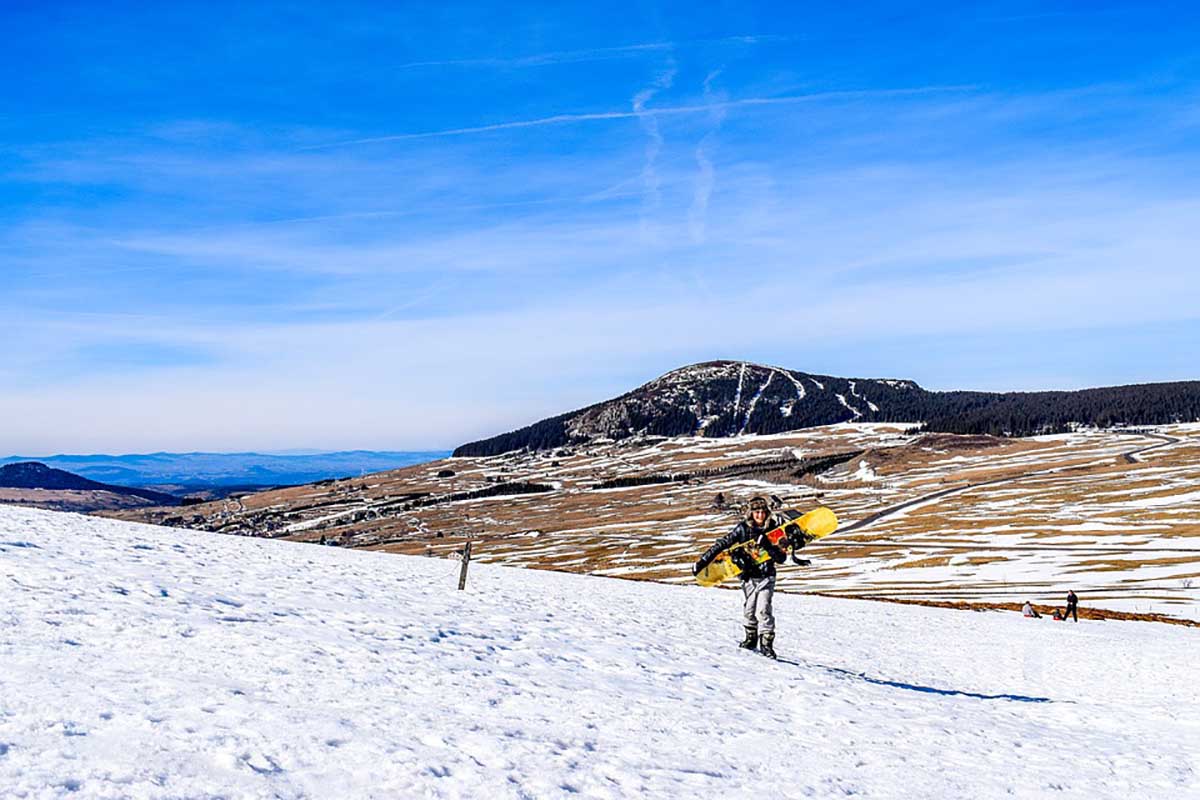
[0,450,449,491]
[455,361,1200,456]
[0,462,180,506]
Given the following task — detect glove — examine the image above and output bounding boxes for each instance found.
[692,560,704,576]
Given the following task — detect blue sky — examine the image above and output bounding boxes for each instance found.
[4,2,1200,453]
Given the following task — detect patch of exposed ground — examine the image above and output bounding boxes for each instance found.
[104,424,1200,621]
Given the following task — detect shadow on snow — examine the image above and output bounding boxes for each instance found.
[780,659,1054,703]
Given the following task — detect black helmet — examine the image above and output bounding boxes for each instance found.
[748,496,769,513]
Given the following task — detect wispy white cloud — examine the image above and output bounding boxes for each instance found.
[632,61,677,239]
[5,212,1198,452]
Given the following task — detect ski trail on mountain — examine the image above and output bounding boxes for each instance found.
[732,362,747,418]
[782,370,807,400]
[739,371,774,434]
[836,392,863,419]
[849,380,880,412]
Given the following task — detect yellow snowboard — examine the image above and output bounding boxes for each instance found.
[695,506,838,587]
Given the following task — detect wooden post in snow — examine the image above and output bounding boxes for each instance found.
[457,540,473,591]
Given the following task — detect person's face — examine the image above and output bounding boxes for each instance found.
[751,507,768,524]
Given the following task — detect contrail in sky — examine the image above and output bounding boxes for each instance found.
[394,34,785,69]
[302,85,978,150]
[689,69,727,244]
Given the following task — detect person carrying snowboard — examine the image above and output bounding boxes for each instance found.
[692,496,790,659]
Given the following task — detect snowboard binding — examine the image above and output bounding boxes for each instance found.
[784,523,813,566]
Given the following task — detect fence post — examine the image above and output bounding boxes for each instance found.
[457,540,473,590]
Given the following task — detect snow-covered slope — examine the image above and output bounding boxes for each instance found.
[2,506,1197,799]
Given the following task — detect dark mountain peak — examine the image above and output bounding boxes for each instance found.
[453,361,1200,458]
[454,361,933,457]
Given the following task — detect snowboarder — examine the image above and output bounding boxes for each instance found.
[1022,600,1041,618]
[1065,590,1079,622]
[692,496,789,659]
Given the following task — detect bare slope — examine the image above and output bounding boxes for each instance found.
[109,424,1200,621]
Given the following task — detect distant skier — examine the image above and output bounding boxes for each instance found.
[1065,590,1079,622]
[1022,600,1041,618]
[692,496,790,659]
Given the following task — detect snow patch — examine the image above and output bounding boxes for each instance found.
[836,393,863,419]
[851,459,878,482]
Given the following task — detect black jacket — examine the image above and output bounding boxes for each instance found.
[696,517,788,581]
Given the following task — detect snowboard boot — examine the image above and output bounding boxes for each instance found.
[739,626,758,650]
[758,632,777,660]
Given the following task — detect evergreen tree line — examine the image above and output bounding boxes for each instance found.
[917,382,1200,436]
[401,482,555,509]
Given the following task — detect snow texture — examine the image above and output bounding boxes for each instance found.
[1,505,1198,799]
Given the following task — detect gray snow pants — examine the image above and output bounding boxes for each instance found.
[741,575,776,633]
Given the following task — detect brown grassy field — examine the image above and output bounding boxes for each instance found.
[103,423,1200,621]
